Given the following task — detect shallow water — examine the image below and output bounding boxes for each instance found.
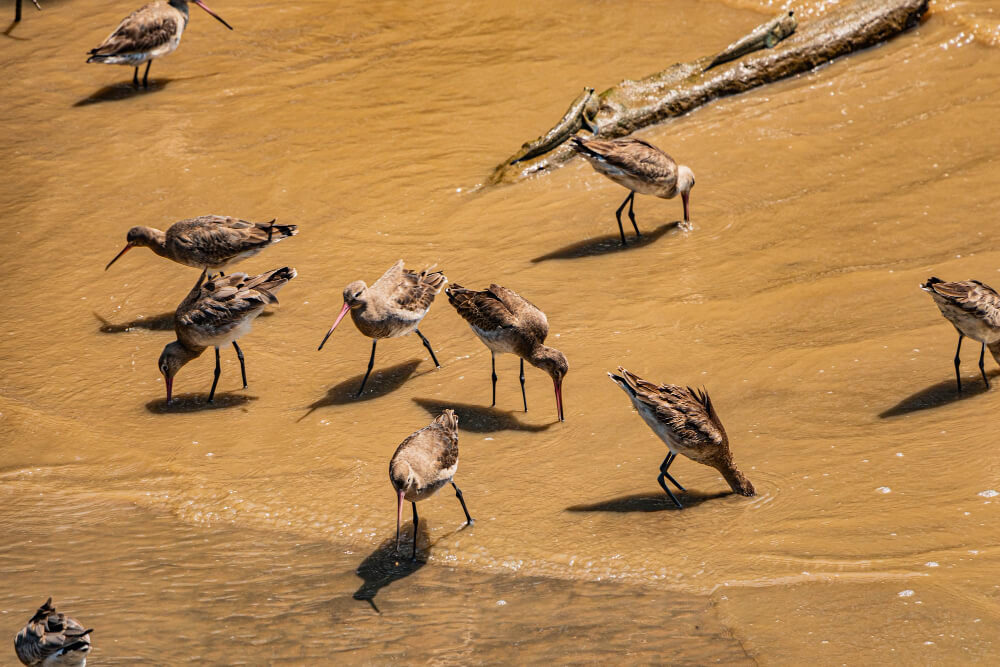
[2,0,1000,662]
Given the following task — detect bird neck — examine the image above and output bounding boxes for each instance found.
[714,453,755,496]
[141,228,169,259]
[168,0,190,17]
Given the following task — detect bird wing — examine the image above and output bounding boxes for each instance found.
[15,607,90,667]
[374,261,446,315]
[488,284,549,338]
[89,6,178,57]
[167,216,269,256]
[574,137,678,183]
[177,268,295,332]
[446,284,520,332]
[620,369,726,446]
[925,279,1000,327]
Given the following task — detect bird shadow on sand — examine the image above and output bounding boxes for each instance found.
[298,360,425,421]
[353,529,430,614]
[73,79,177,106]
[3,21,29,39]
[566,489,731,513]
[878,371,998,418]
[530,221,680,263]
[412,398,552,433]
[94,310,175,333]
[146,392,257,414]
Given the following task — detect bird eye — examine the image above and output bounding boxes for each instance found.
[354,291,362,298]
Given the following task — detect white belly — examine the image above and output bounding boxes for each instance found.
[471,326,518,354]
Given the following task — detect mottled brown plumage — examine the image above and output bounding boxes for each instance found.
[105,215,297,273]
[571,135,695,242]
[446,283,568,421]
[389,410,473,559]
[921,277,1000,392]
[86,0,232,89]
[158,266,296,403]
[318,260,446,397]
[609,367,754,507]
[14,598,92,667]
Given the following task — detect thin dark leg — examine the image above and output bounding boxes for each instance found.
[979,341,990,388]
[410,501,419,561]
[660,452,685,491]
[626,191,641,237]
[15,0,22,22]
[415,329,440,368]
[954,334,964,394]
[452,482,474,525]
[491,352,497,407]
[656,473,683,508]
[133,67,140,88]
[232,341,247,389]
[356,339,377,398]
[208,347,221,403]
[614,192,633,245]
[519,357,527,412]
[142,61,151,89]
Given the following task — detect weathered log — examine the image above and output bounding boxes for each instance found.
[488,0,928,186]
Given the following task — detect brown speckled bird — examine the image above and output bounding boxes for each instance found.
[318,260,446,397]
[571,136,695,243]
[446,283,568,421]
[105,216,296,275]
[609,367,754,507]
[921,277,1000,392]
[390,410,473,560]
[158,266,296,403]
[14,598,93,667]
[87,0,233,89]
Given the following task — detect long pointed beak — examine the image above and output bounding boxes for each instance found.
[395,488,405,553]
[682,190,690,222]
[554,379,564,422]
[318,302,351,350]
[192,0,234,30]
[165,376,173,404]
[105,242,134,270]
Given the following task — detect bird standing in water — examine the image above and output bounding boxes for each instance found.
[571,136,695,244]
[921,277,1000,392]
[390,410,473,560]
[609,367,754,507]
[13,0,42,24]
[105,216,297,275]
[15,598,93,667]
[318,260,446,398]
[86,0,233,89]
[158,266,296,403]
[446,283,568,421]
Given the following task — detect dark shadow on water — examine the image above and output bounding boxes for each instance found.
[412,398,552,433]
[531,221,679,263]
[73,78,176,107]
[4,21,29,39]
[299,360,424,421]
[878,370,998,418]
[353,529,429,614]
[566,490,732,513]
[146,392,256,413]
[94,310,175,333]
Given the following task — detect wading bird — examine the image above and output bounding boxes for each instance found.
[390,410,473,560]
[446,283,568,421]
[158,266,296,403]
[318,260,445,398]
[608,367,754,507]
[105,216,296,275]
[15,598,93,667]
[571,136,695,244]
[920,277,1000,392]
[86,0,233,89]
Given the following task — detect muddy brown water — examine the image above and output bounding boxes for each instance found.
[2,0,1000,663]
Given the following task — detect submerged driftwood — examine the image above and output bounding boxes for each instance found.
[488,0,928,186]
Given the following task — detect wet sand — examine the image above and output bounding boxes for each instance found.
[2,0,1000,662]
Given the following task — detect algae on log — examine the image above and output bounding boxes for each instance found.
[488,0,928,186]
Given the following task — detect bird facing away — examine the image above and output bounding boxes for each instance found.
[14,0,42,23]
[921,277,1000,392]
[608,367,754,507]
[15,598,93,667]
[318,260,446,398]
[571,136,695,244]
[105,216,297,275]
[390,409,473,560]
[446,283,568,421]
[159,266,296,403]
[86,0,233,89]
